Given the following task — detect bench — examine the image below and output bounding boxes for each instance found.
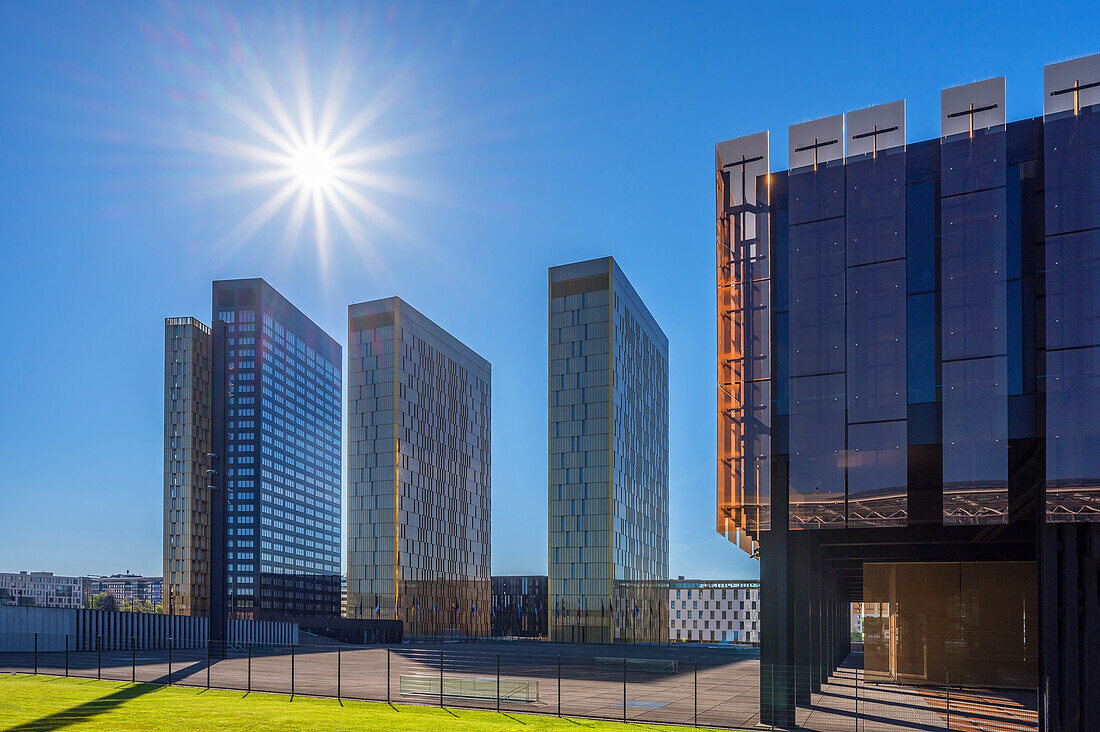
[399,674,540,703]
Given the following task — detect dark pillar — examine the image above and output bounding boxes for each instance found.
[760,456,795,727]
[208,320,229,658]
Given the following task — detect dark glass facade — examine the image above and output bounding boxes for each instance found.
[167,279,342,623]
[214,279,342,620]
[346,297,491,637]
[716,56,1100,731]
[491,575,548,638]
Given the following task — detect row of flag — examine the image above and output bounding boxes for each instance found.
[355,595,656,619]
[357,596,483,616]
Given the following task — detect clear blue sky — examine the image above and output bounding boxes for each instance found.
[0,1,1096,580]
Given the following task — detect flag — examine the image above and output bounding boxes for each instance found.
[634,600,639,616]
[471,602,477,615]
[373,596,379,615]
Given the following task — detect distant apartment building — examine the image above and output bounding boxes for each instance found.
[0,572,83,609]
[346,297,491,637]
[548,257,670,644]
[83,573,163,607]
[491,575,547,638]
[166,278,342,621]
[668,578,759,644]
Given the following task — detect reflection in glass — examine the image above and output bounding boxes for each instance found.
[942,357,1008,524]
[1045,105,1100,521]
[848,421,907,527]
[941,129,1009,525]
[788,162,847,529]
[790,373,846,528]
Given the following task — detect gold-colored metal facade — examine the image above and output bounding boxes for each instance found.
[163,317,212,617]
[548,258,669,644]
[347,298,491,637]
[716,134,770,555]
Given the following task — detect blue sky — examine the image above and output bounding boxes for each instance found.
[0,1,1097,580]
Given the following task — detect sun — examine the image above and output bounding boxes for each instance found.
[288,144,337,193]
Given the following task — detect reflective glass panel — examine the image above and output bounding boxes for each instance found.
[790,215,846,377]
[942,357,1008,525]
[847,420,907,528]
[941,130,1009,525]
[789,373,846,529]
[847,259,907,422]
[1045,104,1100,521]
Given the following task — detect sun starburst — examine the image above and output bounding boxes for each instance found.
[134,5,436,280]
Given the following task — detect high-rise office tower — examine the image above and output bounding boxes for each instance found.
[346,297,491,637]
[164,317,213,617]
[548,257,669,644]
[165,278,342,621]
[715,54,1100,731]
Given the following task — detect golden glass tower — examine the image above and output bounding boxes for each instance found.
[548,257,669,643]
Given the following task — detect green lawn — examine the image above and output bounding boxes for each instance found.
[0,674,724,731]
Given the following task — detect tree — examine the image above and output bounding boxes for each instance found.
[90,591,119,613]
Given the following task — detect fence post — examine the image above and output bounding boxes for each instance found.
[168,637,172,686]
[622,657,627,723]
[337,644,341,702]
[207,642,211,689]
[439,649,444,708]
[496,652,501,713]
[557,655,561,717]
[97,635,101,681]
[387,647,391,703]
[694,661,698,727]
[854,666,859,732]
[34,633,37,675]
[247,643,252,693]
[132,637,136,684]
[945,671,950,731]
[65,634,69,678]
[291,643,295,699]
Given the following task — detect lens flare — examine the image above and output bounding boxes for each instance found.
[130,5,436,280]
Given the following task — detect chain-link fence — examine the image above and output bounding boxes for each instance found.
[0,636,1042,731]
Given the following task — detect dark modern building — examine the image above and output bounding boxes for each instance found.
[549,257,669,644]
[716,54,1100,730]
[346,297,491,637]
[165,278,342,624]
[491,575,547,638]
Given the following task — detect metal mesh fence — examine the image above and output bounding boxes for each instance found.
[0,637,1042,731]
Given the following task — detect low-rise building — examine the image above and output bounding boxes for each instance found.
[0,571,84,609]
[83,573,163,608]
[668,577,759,644]
[491,575,547,638]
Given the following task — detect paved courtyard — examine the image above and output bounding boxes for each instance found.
[0,641,1038,731]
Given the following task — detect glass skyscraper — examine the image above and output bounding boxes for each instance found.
[715,54,1100,731]
[346,297,491,637]
[548,257,669,644]
[165,278,342,621]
